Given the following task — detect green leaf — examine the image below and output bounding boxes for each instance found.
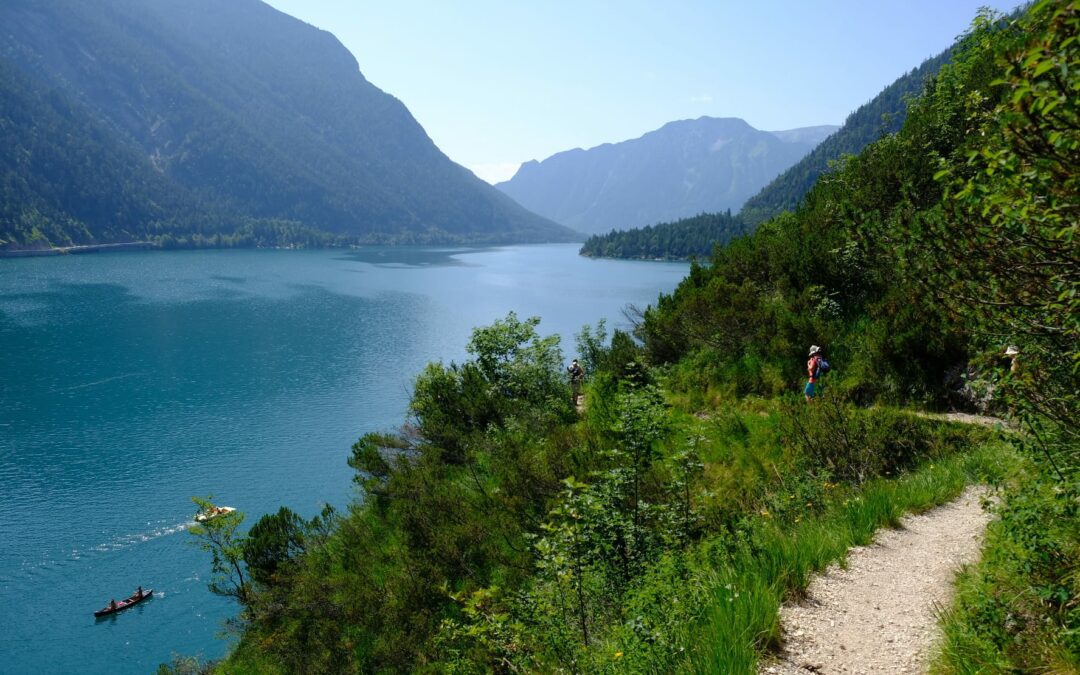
[1033,60,1056,78]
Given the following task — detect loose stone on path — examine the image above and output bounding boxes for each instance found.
[760,486,991,674]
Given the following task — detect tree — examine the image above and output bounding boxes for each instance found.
[931,2,1079,443]
[188,496,249,605]
[409,312,572,462]
[242,505,336,587]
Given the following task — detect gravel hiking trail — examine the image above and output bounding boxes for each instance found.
[760,486,991,674]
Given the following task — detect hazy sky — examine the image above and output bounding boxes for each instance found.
[264,1,1017,183]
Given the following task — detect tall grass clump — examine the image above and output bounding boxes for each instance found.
[683,442,1016,674]
[932,438,1080,674]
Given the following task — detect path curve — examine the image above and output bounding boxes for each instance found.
[760,486,990,674]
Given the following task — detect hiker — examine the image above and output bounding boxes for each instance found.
[805,345,829,402]
[1004,345,1020,374]
[568,359,585,405]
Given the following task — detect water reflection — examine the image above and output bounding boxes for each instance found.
[336,246,484,268]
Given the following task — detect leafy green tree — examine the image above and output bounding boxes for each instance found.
[243,505,336,587]
[410,312,572,463]
[930,1,1079,443]
[188,496,249,605]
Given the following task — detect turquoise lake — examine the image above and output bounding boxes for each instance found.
[0,244,688,674]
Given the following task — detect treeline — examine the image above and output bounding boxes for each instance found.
[173,3,1077,673]
[578,211,746,260]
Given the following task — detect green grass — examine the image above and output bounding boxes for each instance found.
[682,441,1019,674]
[930,445,1080,675]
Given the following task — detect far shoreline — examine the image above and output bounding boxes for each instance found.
[0,238,587,260]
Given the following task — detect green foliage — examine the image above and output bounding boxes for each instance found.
[934,447,1080,674]
[409,312,573,463]
[243,505,335,587]
[579,211,747,260]
[188,497,249,605]
[156,654,218,675]
[921,0,1080,443]
[781,396,988,485]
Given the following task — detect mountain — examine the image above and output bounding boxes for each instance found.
[495,117,837,235]
[738,50,950,227]
[576,51,952,262]
[0,0,574,250]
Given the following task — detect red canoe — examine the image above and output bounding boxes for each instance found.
[94,588,153,618]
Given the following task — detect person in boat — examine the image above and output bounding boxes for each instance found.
[136,586,143,599]
[109,599,117,610]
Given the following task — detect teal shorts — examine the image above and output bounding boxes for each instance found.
[804,381,818,397]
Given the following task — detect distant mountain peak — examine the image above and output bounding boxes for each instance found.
[497,116,834,234]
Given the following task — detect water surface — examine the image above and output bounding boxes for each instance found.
[0,245,687,674]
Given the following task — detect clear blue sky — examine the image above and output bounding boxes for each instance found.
[265,1,1017,183]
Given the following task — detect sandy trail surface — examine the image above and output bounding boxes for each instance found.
[760,486,990,674]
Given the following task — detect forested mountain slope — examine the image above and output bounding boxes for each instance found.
[0,0,574,249]
[579,211,747,260]
[496,117,835,235]
[738,50,949,226]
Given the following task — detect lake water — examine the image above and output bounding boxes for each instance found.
[0,245,687,674]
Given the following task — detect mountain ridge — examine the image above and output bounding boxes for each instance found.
[739,49,950,226]
[0,0,576,249]
[495,116,836,235]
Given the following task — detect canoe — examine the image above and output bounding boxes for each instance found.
[194,506,235,522]
[94,588,153,617]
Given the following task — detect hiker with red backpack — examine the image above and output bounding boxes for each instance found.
[804,345,830,402]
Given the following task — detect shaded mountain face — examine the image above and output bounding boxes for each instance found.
[739,50,950,227]
[495,117,837,235]
[0,0,574,248]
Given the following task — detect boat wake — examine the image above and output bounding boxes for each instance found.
[89,519,195,553]
[51,372,142,393]
[8,518,196,580]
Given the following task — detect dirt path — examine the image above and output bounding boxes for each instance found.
[917,412,1011,429]
[760,486,991,674]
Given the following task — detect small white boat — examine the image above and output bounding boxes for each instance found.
[194,506,236,522]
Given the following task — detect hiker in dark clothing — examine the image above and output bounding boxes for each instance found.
[568,359,585,405]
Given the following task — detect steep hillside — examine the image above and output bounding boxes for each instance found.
[0,0,574,249]
[738,50,950,227]
[496,117,836,235]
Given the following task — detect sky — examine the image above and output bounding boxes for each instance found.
[264,1,1018,184]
